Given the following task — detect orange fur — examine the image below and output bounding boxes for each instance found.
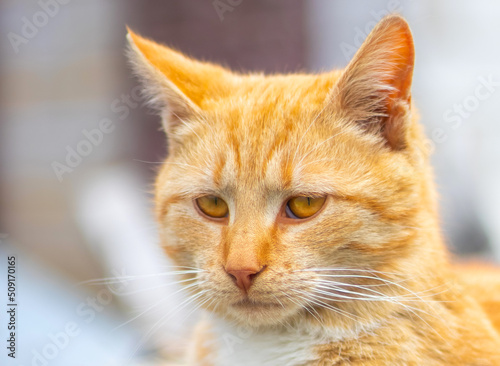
[128,15,500,365]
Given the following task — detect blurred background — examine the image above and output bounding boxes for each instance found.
[1,0,500,365]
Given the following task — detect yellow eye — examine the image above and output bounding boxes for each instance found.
[286,196,326,219]
[196,195,229,218]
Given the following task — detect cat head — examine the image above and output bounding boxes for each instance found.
[127,15,440,330]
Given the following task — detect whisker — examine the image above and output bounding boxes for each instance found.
[313,280,439,300]
[314,280,451,301]
[313,286,426,316]
[292,290,361,323]
[296,267,402,276]
[311,284,445,327]
[272,294,286,310]
[77,269,205,286]
[111,280,205,332]
[178,292,213,325]
[128,289,209,359]
[112,277,199,296]
[158,160,211,176]
[315,282,400,300]
[312,274,449,307]
[282,291,323,325]
[133,159,164,164]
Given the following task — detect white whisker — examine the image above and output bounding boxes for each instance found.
[128,289,209,360]
[111,280,205,332]
[77,269,205,286]
[292,290,361,323]
[113,277,199,296]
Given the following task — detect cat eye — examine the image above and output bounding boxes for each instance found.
[285,196,326,219]
[195,195,229,219]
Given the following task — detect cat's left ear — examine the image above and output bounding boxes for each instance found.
[331,15,414,150]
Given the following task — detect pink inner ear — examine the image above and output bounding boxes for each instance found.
[383,25,414,109]
[379,21,414,150]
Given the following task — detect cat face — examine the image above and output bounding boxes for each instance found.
[128,15,435,328]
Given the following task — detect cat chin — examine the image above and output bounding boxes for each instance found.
[220,300,300,328]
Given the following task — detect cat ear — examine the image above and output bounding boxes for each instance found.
[126,29,231,134]
[331,15,414,150]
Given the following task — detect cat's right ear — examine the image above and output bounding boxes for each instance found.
[126,29,231,135]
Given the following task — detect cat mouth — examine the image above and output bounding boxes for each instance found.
[232,299,282,309]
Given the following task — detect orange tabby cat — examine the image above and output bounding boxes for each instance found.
[127,15,500,365]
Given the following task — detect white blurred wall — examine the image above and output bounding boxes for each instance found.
[0,0,185,363]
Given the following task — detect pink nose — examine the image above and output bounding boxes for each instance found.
[225,266,265,293]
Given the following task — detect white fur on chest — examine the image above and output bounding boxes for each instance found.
[209,319,363,366]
